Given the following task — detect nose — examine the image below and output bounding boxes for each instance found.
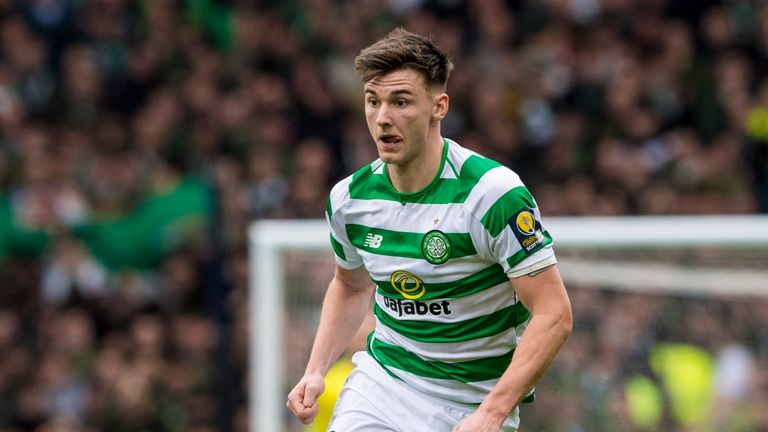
[375,103,392,127]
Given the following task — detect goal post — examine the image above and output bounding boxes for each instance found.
[249,221,331,432]
[248,216,768,432]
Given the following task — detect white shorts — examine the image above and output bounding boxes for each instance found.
[327,352,519,432]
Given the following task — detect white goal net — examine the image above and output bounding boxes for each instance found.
[249,216,768,432]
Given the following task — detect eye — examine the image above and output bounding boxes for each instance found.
[395,99,409,107]
[367,98,379,107]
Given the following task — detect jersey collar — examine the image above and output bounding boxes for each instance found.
[383,138,449,204]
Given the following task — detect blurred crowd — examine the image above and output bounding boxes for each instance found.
[524,285,768,432]
[1,0,767,431]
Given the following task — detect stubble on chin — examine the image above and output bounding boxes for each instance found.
[376,146,399,164]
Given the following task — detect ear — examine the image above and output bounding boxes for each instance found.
[432,92,449,121]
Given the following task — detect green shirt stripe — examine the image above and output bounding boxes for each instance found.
[325,196,333,219]
[330,234,346,261]
[506,231,553,268]
[373,264,509,300]
[349,170,397,201]
[346,224,476,260]
[350,175,470,205]
[368,336,514,382]
[346,151,501,205]
[347,178,476,204]
[458,154,502,181]
[480,187,536,237]
[373,302,530,343]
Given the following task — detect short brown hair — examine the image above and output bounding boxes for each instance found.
[354,27,453,89]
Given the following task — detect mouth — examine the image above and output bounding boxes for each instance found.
[379,135,402,145]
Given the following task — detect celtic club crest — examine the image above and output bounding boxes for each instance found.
[421,230,452,265]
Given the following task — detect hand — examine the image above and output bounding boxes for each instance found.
[452,409,506,432]
[286,374,325,424]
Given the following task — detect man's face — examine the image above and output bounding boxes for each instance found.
[363,68,443,168]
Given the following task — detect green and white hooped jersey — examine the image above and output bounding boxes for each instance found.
[326,138,556,406]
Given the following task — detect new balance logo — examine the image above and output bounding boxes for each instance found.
[363,233,383,248]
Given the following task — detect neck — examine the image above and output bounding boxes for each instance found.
[388,133,444,194]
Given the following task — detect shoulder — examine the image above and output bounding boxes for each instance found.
[468,163,524,197]
[447,141,535,236]
[326,159,383,219]
[445,140,526,203]
[445,139,521,190]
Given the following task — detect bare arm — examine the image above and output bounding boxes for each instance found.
[286,263,373,424]
[454,265,572,432]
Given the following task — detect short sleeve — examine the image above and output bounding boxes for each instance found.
[489,187,555,275]
[467,167,555,276]
[326,183,364,270]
